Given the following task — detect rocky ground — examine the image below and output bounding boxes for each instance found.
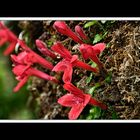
[16,20,140,119]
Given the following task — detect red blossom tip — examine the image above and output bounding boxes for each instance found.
[10,51,29,65]
[36,39,56,59]
[79,43,106,59]
[17,40,54,70]
[79,43,106,67]
[58,93,91,120]
[63,83,84,97]
[79,44,94,60]
[51,42,72,59]
[52,59,73,83]
[92,43,106,55]
[0,23,18,55]
[89,98,108,110]
[13,76,29,92]
[28,67,59,83]
[75,25,89,41]
[53,21,83,44]
[12,64,59,92]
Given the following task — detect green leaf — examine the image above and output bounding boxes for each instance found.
[47,40,53,47]
[86,115,93,120]
[112,111,118,119]
[109,106,119,119]
[106,43,111,48]
[102,31,108,38]
[86,73,93,84]
[84,21,98,28]
[93,34,102,44]
[88,83,100,95]
[89,107,102,119]
[91,61,97,68]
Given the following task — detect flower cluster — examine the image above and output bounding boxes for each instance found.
[0,21,107,120]
[0,22,18,55]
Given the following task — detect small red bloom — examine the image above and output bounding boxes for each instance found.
[75,25,89,41]
[35,39,56,59]
[12,64,58,92]
[51,42,98,83]
[14,40,54,70]
[53,21,84,44]
[79,43,106,68]
[11,51,34,66]
[52,57,74,83]
[58,83,107,119]
[0,22,18,55]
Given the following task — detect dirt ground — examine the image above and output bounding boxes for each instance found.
[19,21,140,119]
[102,21,140,119]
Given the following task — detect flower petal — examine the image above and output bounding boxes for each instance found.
[63,64,73,83]
[89,97,107,110]
[0,36,7,46]
[92,43,106,55]
[27,67,58,83]
[51,42,72,59]
[36,39,56,59]
[70,55,78,64]
[58,94,76,107]
[13,76,28,92]
[18,40,54,70]
[83,94,91,106]
[12,65,27,76]
[63,83,84,97]
[75,25,89,41]
[4,42,17,55]
[68,94,91,119]
[52,60,67,72]
[53,21,83,44]
[75,60,98,73]
[79,44,93,60]
[68,103,85,120]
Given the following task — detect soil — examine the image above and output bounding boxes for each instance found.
[18,21,140,119]
[102,21,140,119]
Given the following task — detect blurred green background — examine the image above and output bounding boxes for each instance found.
[0,21,36,119]
[0,48,36,119]
[0,47,36,119]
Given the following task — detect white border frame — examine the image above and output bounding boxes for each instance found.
[0,120,139,123]
[0,17,140,122]
[0,17,140,20]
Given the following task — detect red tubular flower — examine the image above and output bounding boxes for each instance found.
[0,22,18,55]
[51,42,98,83]
[53,21,84,44]
[79,43,106,68]
[12,64,58,92]
[11,49,54,70]
[16,40,54,70]
[75,25,89,41]
[52,59,73,83]
[58,83,107,120]
[35,39,56,59]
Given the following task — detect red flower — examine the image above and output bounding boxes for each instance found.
[11,51,34,66]
[51,42,98,83]
[0,22,18,55]
[53,21,83,44]
[79,43,106,68]
[13,40,54,70]
[12,64,58,92]
[75,25,89,41]
[35,39,56,59]
[58,83,107,120]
